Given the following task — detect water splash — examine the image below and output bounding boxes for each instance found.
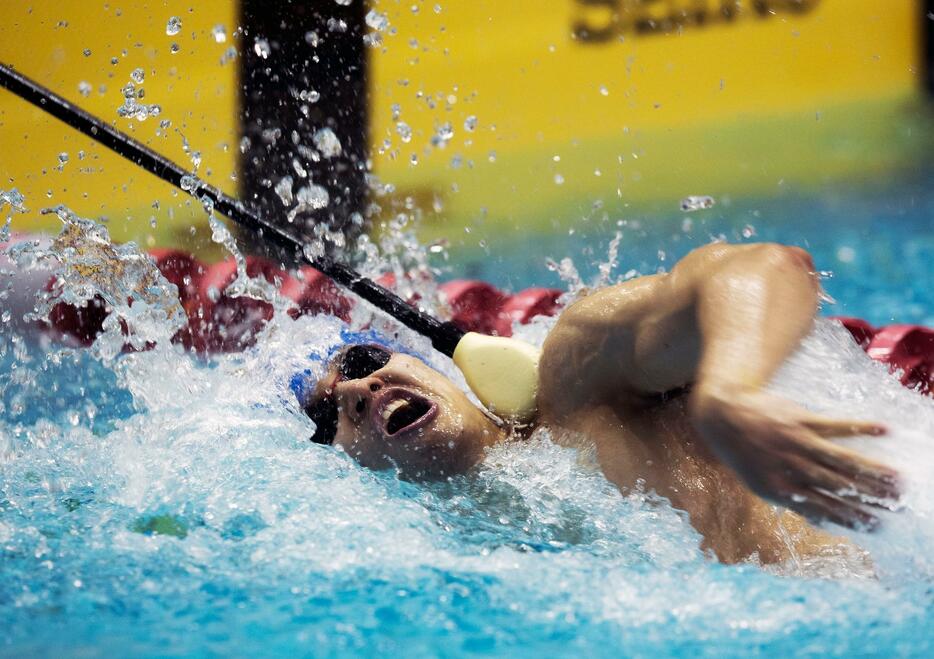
[2,292,933,655]
[365,9,389,31]
[312,128,342,158]
[274,175,294,206]
[680,195,716,212]
[115,76,161,122]
[165,16,181,36]
[4,205,185,360]
[0,188,26,244]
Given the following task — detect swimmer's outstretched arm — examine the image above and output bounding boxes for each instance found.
[539,242,899,529]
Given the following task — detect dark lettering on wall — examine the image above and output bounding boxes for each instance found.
[572,0,619,43]
[572,0,821,42]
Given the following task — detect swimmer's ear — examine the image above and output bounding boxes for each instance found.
[453,332,540,423]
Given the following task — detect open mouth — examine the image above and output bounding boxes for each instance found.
[375,389,437,437]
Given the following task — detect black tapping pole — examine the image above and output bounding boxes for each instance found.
[0,63,465,358]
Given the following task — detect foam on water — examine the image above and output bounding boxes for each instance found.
[2,210,934,655]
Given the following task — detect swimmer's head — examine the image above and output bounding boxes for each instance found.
[303,343,506,479]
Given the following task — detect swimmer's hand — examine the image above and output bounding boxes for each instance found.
[690,385,900,531]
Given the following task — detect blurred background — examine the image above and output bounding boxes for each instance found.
[1,1,931,322]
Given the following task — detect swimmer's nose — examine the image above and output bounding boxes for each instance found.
[338,376,383,424]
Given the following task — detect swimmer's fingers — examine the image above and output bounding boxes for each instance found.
[800,415,886,439]
[793,458,898,508]
[788,488,880,532]
[796,437,901,503]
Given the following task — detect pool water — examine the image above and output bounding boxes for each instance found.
[2,176,934,657]
[444,176,934,328]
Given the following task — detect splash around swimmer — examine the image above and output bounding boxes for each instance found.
[299,242,900,564]
[0,227,903,565]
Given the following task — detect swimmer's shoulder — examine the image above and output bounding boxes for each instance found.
[537,274,670,424]
[536,242,771,422]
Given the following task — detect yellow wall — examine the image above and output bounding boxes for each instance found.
[0,1,238,249]
[0,1,924,249]
[369,0,922,239]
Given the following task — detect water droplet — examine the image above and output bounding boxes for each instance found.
[295,184,329,210]
[130,67,145,84]
[463,115,477,132]
[304,31,319,47]
[274,176,294,206]
[166,16,182,36]
[180,175,198,193]
[82,48,92,57]
[253,38,271,59]
[335,0,352,5]
[363,32,382,48]
[1,310,10,323]
[170,42,180,54]
[599,85,609,96]
[741,224,756,238]
[77,81,92,97]
[554,173,565,185]
[219,46,238,65]
[680,195,715,212]
[313,128,342,158]
[212,24,227,43]
[434,4,442,13]
[396,121,412,143]
[291,158,307,178]
[365,10,389,31]
[327,17,348,33]
[436,122,454,142]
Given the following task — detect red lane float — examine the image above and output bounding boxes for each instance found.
[279,266,352,322]
[835,317,934,395]
[10,239,934,399]
[501,287,563,327]
[439,280,511,337]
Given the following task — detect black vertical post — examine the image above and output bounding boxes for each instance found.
[238,0,368,258]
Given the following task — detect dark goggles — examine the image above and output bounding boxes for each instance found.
[305,344,393,445]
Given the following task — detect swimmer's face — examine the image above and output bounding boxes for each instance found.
[306,346,506,479]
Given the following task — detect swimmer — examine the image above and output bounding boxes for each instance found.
[303,243,900,564]
[2,235,901,564]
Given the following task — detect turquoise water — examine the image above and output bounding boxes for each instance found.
[446,179,934,327]
[2,179,934,657]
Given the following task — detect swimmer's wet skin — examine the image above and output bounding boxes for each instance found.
[305,242,900,565]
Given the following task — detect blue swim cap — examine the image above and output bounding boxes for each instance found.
[289,326,426,406]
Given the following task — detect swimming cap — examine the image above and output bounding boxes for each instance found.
[288,326,426,407]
